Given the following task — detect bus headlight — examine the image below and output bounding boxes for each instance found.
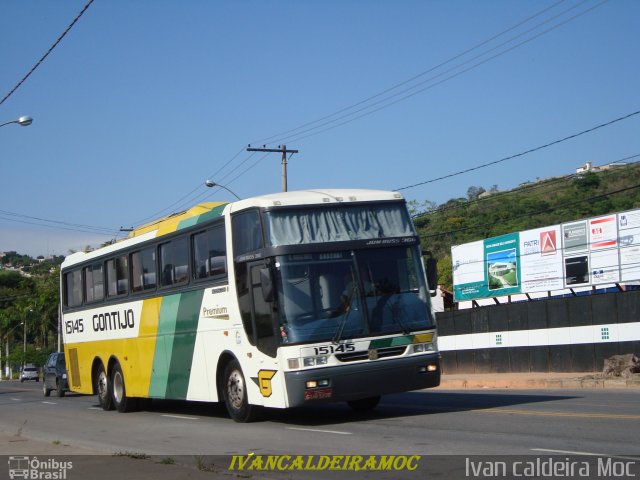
[412,343,435,353]
[303,356,328,367]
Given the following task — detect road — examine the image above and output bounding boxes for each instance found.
[2,381,639,458]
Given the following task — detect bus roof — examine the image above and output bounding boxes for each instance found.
[62,189,404,269]
[227,189,404,211]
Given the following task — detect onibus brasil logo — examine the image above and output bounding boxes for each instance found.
[8,456,73,479]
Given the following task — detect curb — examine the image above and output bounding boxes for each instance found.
[438,375,640,390]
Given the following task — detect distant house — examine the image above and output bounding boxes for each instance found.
[576,161,627,174]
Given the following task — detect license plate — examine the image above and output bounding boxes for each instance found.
[304,388,333,401]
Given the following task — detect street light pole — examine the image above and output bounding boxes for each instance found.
[204,180,241,200]
[23,309,32,368]
[0,116,33,128]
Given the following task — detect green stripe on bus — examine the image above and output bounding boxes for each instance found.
[177,203,227,230]
[149,294,181,398]
[165,289,204,399]
[369,335,414,349]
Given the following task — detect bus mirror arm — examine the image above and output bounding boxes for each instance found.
[260,268,275,302]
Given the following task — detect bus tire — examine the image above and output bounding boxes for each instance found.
[95,363,113,411]
[347,396,380,412]
[43,383,52,397]
[222,359,259,423]
[111,362,137,413]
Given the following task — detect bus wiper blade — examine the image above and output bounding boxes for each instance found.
[389,296,410,335]
[332,282,358,344]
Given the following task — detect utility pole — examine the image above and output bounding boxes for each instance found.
[246,144,299,192]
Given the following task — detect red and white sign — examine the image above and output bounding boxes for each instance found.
[590,215,617,250]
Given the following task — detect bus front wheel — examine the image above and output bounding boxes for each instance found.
[222,360,259,423]
[95,363,113,411]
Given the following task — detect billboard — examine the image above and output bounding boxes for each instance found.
[451,208,640,302]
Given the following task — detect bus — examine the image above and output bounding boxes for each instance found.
[60,189,440,422]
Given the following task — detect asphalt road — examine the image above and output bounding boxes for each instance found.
[1,380,639,459]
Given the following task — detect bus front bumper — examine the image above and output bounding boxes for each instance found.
[284,353,440,408]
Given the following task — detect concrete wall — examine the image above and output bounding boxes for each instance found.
[436,290,640,373]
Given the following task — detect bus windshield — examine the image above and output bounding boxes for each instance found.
[263,203,414,246]
[274,246,434,344]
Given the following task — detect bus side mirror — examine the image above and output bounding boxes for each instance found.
[260,268,274,302]
[424,252,437,296]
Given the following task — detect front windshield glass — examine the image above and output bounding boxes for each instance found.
[274,246,433,344]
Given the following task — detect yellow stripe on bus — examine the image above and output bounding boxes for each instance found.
[64,297,163,397]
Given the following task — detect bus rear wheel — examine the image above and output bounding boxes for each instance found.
[222,360,259,423]
[111,362,137,413]
[95,363,113,411]
[347,396,381,412]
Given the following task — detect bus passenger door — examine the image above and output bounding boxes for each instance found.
[236,260,283,406]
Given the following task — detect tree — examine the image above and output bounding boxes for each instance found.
[466,186,486,200]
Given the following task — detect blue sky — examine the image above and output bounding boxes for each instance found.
[1,0,638,257]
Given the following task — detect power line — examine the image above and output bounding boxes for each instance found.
[397,108,640,192]
[0,209,117,234]
[0,0,95,107]
[0,214,118,238]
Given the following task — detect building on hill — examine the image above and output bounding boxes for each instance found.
[576,161,628,174]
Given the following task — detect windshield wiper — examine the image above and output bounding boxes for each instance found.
[388,296,411,335]
[332,282,358,344]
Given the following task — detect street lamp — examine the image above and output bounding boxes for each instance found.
[3,322,24,380]
[204,180,241,200]
[0,115,33,128]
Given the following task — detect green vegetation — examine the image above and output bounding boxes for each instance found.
[414,164,640,290]
[0,255,62,374]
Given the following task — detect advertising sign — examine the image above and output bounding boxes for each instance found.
[519,226,564,292]
[452,208,640,302]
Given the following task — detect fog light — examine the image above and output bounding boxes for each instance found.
[288,358,300,369]
[306,380,318,389]
[427,364,438,372]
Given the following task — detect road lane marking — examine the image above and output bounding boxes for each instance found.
[42,401,57,405]
[531,449,640,461]
[88,407,102,410]
[161,414,199,420]
[11,398,20,401]
[286,427,352,435]
[482,408,640,420]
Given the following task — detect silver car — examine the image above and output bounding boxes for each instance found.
[20,365,39,382]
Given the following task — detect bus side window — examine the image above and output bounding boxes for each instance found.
[84,263,104,303]
[64,269,83,308]
[131,247,156,293]
[192,225,226,280]
[232,211,263,256]
[159,237,189,287]
[107,256,129,297]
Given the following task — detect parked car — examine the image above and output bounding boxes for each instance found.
[20,364,39,383]
[43,352,68,397]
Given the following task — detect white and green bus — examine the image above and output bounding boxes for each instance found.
[60,189,440,422]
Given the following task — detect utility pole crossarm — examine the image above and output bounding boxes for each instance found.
[246,144,299,192]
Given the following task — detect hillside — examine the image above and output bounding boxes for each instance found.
[413,163,640,290]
